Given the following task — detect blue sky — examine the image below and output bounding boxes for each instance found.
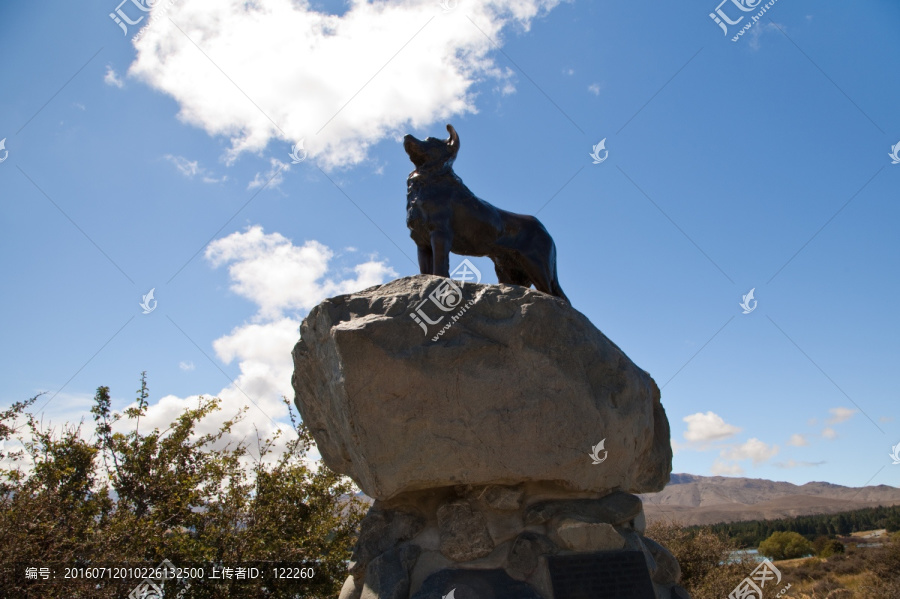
[1,0,898,488]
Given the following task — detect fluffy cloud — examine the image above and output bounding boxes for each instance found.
[104,66,124,88]
[720,438,778,465]
[827,407,856,425]
[113,227,395,462]
[129,0,560,169]
[822,427,838,440]
[683,411,741,443]
[206,226,396,320]
[787,433,808,447]
[748,21,782,51]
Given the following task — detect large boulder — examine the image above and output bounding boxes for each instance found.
[292,275,671,500]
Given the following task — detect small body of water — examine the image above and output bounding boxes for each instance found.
[726,549,766,564]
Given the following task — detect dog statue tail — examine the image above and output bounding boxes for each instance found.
[549,243,570,304]
[552,278,569,304]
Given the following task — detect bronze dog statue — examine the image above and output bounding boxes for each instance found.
[404,124,569,303]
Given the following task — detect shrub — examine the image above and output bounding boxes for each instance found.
[759,530,814,560]
[645,520,751,599]
[0,375,367,598]
[819,539,845,558]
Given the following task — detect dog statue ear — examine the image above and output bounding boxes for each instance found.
[446,124,460,154]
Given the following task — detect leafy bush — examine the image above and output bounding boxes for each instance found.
[759,530,814,560]
[0,374,366,598]
[819,539,845,558]
[645,520,752,599]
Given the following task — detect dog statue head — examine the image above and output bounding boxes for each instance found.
[403,124,460,172]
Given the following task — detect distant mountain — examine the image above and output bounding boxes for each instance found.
[640,473,900,526]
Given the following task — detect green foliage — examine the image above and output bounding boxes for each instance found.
[645,520,752,599]
[758,530,814,560]
[704,505,900,548]
[0,375,366,598]
[820,539,845,558]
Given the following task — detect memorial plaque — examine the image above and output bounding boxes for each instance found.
[548,551,656,599]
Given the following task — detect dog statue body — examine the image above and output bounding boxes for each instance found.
[404,125,569,303]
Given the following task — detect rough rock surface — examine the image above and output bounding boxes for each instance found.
[552,520,626,552]
[292,275,672,500]
[642,536,682,585]
[437,501,494,561]
[349,504,425,579]
[361,544,421,599]
[506,533,557,578]
[525,492,643,527]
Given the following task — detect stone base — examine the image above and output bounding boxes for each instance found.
[340,483,691,599]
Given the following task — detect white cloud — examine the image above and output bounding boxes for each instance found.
[683,411,741,443]
[787,433,808,447]
[205,225,396,320]
[248,158,290,190]
[563,68,574,76]
[164,154,226,183]
[711,459,744,476]
[588,83,601,96]
[128,0,561,169]
[720,438,778,465]
[104,66,124,88]
[111,227,396,463]
[165,154,201,177]
[17,231,390,472]
[880,416,894,423]
[822,427,838,440]
[748,22,782,50]
[827,407,856,425]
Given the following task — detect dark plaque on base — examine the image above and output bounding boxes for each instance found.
[548,551,656,599]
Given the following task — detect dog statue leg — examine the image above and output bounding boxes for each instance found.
[417,244,434,275]
[430,231,452,277]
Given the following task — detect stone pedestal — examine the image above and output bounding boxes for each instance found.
[335,483,688,599]
[292,276,691,599]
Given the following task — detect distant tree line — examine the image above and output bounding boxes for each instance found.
[698,505,900,548]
